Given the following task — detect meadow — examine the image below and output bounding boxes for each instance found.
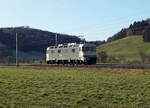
[97,36,150,61]
[0,66,150,108]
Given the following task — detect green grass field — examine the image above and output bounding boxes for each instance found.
[0,67,150,108]
[97,35,150,60]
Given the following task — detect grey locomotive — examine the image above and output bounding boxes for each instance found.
[46,43,97,64]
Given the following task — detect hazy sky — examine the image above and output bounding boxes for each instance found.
[0,0,150,41]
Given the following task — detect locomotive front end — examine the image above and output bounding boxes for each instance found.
[81,43,97,64]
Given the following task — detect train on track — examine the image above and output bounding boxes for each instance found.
[46,43,97,64]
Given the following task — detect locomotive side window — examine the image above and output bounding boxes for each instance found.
[82,47,84,51]
[58,50,61,53]
[51,50,54,53]
[72,49,75,53]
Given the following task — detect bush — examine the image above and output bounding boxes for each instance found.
[97,51,107,63]
[143,29,150,42]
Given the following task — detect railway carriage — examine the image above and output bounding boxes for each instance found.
[46,43,97,64]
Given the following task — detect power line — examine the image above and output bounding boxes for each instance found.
[55,33,58,46]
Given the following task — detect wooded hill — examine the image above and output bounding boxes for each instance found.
[97,36,150,63]
[107,18,150,42]
[0,27,82,61]
[97,18,150,63]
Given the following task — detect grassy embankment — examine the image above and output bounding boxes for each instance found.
[97,35,150,61]
[0,67,150,108]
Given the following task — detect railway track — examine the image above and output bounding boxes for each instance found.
[1,63,150,69]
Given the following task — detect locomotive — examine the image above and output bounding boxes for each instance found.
[46,43,97,64]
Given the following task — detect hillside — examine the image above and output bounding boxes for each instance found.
[0,27,82,61]
[97,35,150,60]
[107,18,150,42]
[0,27,82,52]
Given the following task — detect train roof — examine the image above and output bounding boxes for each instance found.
[47,43,96,49]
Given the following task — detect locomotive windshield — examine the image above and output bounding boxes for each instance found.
[82,47,96,52]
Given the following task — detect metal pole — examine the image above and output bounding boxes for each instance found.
[55,33,57,46]
[16,32,18,66]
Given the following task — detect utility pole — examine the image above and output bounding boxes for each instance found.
[78,35,85,43]
[55,33,57,46]
[16,32,19,66]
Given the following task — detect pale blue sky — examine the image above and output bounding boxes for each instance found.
[0,0,150,41]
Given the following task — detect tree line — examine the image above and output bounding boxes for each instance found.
[107,18,150,42]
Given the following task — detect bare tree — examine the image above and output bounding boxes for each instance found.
[97,51,107,63]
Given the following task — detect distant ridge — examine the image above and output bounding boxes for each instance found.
[0,26,81,60]
[107,18,150,42]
